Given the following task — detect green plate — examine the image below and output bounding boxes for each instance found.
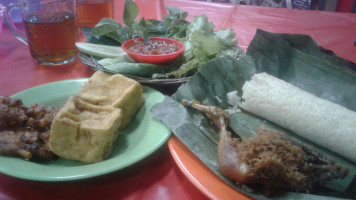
[0,78,171,181]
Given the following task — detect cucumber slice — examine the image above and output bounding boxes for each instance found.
[75,42,126,58]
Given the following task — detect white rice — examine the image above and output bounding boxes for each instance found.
[240,72,356,163]
[225,91,241,115]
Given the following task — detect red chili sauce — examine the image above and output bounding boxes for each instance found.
[128,39,179,55]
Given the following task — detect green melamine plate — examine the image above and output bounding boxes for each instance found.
[0,78,170,181]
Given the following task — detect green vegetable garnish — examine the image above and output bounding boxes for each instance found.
[80,0,244,79]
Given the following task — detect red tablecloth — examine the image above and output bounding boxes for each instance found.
[1,1,356,199]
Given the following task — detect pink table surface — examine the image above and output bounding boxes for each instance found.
[1,0,356,199]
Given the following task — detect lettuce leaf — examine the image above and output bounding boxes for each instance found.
[154,15,243,78]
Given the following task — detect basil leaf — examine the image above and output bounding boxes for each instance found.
[82,26,120,46]
[105,30,127,43]
[92,18,121,36]
[166,6,188,19]
[123,0,139,27]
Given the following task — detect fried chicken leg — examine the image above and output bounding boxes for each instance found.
[182,99,349,195]
[181,99,248,182]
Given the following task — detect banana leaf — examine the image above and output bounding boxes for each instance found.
[151,29,356,199]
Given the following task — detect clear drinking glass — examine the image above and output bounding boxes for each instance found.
[0,4,5,36]
[5,0,78,65]
[76,0,114,28]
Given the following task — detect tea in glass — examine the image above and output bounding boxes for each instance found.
[24,11,78,64]
[77,0,114,28]
[5,0,78,65]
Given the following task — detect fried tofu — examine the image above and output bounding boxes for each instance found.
[78,71,144,129]
[49,71,144,163]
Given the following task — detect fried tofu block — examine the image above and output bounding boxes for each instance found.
[49,71,144,163]
[49,96,122,163]
[78,71,145,129]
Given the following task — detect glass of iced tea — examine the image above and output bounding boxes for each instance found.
[76,0,114,28]
[4,0,78,65]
